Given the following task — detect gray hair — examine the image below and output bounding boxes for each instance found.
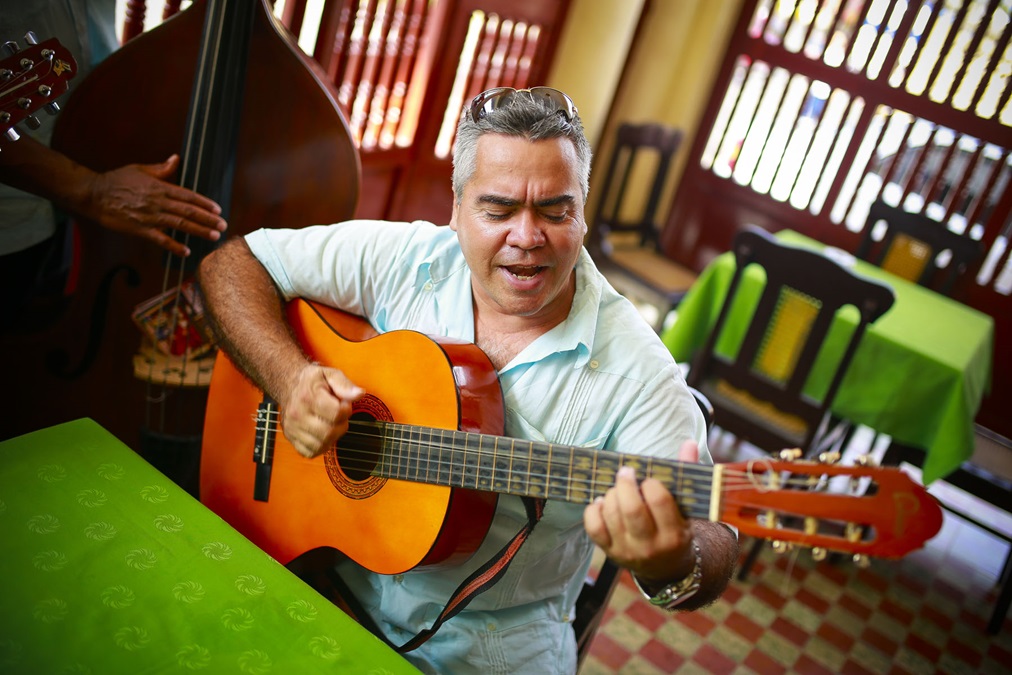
[452,91,592,203]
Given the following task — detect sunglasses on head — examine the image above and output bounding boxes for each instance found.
[468,87,578,123]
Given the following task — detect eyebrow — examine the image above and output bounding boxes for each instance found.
[475,194,577,208]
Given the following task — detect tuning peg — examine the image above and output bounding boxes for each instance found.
[811,547,828,561]
[818,451,841,464]
[771,540,793,554]
[24,32,39,46]
[3,41,19,56]
[24,115,41,130]
[37,84,52,98]
[45,102,61,116]
[778,448,803,461]
[852,553,870,568]
[854,453,878,468]
[4,126,20,142]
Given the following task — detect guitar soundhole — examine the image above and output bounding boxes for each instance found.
[323,395,389,500]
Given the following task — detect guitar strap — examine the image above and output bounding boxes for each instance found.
[325,496,546,654]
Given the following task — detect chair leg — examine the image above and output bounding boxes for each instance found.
[737,538,764,581]
[988,547,1012,634]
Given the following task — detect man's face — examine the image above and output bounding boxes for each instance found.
[450,134,587,325]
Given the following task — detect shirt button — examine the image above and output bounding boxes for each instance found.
[486,623,497,631]
[589,359,600,369]
[394,574,404,583]
[423,281,433,291]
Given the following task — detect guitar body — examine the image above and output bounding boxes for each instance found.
[201,300,501,573]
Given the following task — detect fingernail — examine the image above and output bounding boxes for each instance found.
[618,465,636,480]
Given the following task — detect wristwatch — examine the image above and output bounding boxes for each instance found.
[633,541,703,610]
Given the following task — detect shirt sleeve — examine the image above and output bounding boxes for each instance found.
[244,221,424,318]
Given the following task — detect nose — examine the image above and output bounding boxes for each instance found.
[505,210,546,249]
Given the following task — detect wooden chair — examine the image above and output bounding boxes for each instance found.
[587,122,696,331]
[573,387,714,666]
[856,200,982,295]
[681,227,895,579]
[686,226,895,457]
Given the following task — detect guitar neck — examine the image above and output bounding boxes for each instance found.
[343,419,718,520]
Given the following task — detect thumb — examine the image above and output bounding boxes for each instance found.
[141,154,180,179]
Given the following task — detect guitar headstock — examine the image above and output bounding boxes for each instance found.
[718,454,943,562]
[1,33,77,143]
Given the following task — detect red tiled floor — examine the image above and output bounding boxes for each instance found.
[639,638,685,672]
[725,610,764,642]
[771,616,810,647]
[580,535,1012,674]
[691,643,736,673]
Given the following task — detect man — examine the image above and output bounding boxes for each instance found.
[0,1,226,326]
[198,87,737,673]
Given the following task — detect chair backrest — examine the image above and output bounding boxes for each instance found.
[687,227,895,454]
[856,200,982,294]
[588,122,683,252]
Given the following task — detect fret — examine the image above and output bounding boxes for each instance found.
[461,432,481,490]
[446,428,463,488]
[506,440,527,495]
[545,444,572,502]
[527,440,549,499]
[590,451,620,500]
[491,436,511,493]
[567,446,595,504]
[476,433,495,491]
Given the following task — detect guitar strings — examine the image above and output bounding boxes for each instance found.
[250,414,848,501]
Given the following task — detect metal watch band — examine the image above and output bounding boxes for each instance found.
[633,540,703,611]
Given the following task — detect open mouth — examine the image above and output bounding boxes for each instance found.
[505,265,544,280]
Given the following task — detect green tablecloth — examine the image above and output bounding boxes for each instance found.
[662,230,994,484]
[0,418,419,674]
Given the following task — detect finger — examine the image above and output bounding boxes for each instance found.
[612,466,656,539]
[143,226,191,257]
[583,497,612,549]
[322,369,366,402]
[639,478,685,535]
[677,439,699,463]
[157,199,227,235]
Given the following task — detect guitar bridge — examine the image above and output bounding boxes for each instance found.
[253,397,277,501]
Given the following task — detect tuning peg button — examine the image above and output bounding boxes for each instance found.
[852,553,870,568]
[25,115,41,130]
[811,547,828,561]
[4,127,20,142]
[3,41,19,56]
[45,102,61,115]
[24,31,39,46]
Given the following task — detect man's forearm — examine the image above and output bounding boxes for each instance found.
[197,237,311,405]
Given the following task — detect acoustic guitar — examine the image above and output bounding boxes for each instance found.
[200,299,943,574]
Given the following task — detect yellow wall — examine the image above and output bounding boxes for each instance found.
[547,0,745,217]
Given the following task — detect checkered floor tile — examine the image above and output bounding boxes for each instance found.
[579,530,1011,674]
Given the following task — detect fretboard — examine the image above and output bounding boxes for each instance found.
[342,420,717,520]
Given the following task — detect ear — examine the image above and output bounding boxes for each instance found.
[449,197,460,232]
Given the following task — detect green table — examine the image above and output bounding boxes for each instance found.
[662,230,994,484]
[0,418,419,674]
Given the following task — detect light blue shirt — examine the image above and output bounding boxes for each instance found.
[245,221,709,674]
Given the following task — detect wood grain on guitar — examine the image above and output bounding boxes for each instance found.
[200,299,944,574]
[0,33,76,144]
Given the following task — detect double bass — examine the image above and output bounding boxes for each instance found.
[0,0,359,485]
